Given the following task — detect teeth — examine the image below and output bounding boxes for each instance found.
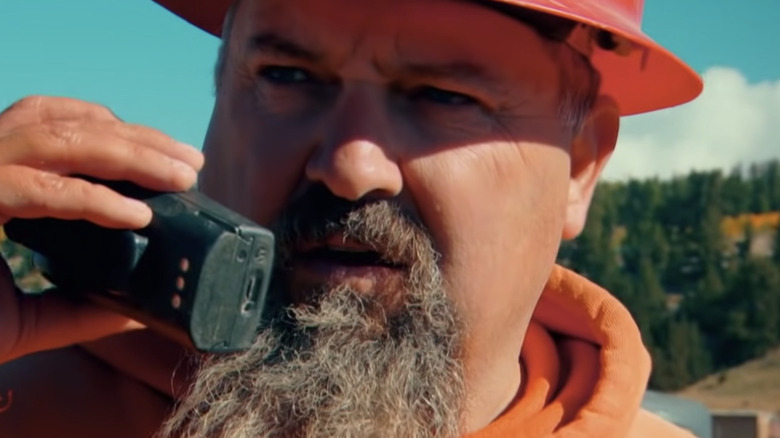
[326,245,370,253]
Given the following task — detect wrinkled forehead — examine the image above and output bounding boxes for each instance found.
[227,0,558,72]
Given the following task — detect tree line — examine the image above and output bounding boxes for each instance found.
[558,160,780,391]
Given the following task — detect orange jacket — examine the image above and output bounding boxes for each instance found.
[467,265,696,438]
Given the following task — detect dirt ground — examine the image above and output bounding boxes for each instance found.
[677,348,780,412]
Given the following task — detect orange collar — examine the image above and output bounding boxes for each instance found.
[466,265,651,438]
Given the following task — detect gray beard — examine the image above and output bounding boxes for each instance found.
[159,283,465,438]
[158,201,467,438]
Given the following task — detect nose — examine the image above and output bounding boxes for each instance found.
[305,86,403,201]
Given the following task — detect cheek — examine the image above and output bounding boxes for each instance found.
[201,91,321,225]
[404,141,570,332]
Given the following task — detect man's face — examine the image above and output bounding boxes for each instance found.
[203,0,573,357]
[187,0,585,435]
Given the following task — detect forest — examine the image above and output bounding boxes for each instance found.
[558,159,780,390]
[3,160,780,391]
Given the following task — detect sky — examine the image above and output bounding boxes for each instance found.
[1,0,779,181]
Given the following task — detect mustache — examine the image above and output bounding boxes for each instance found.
[270,184,437,268]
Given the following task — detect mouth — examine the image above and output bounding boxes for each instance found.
[285,233,407,302]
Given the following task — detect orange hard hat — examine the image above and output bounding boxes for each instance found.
[153,0,703,115]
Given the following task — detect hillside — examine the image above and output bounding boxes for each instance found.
[677,348,780,412]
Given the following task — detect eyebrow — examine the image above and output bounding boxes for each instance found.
[400,61,496,85]
[392,61,505,97]
[246,32,500,90]
[246,32,321,62]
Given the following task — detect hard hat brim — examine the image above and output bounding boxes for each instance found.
[501,0,703,115]
[153,0,703,115]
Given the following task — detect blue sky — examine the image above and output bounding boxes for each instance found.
[1,0,779,178]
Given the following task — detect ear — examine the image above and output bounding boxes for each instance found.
[562,95,620,240]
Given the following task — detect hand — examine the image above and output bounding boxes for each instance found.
[0,96,204,363]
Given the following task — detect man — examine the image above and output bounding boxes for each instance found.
[0,0,703,436]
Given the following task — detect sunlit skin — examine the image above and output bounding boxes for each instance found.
[199,0,618,432]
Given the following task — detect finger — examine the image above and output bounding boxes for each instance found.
[0,96,118,132]
[0,97,201,170]
[0,97,203,172]
[4,292,145,364]
[1,123,198,192]
[97,121,204,172]
[0,168,153,229]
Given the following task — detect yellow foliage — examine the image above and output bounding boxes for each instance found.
[721,212,780,239]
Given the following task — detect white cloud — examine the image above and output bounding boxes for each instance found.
[602,67,780,181]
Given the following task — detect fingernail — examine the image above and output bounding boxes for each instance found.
[176,142,205,170]
[175,141,201,157]
[175,141,196,150]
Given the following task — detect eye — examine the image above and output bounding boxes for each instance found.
[258,66,314,84]
[412,86,477,106]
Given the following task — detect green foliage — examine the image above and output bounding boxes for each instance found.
[1,227,50,292]
[558,159,780,391]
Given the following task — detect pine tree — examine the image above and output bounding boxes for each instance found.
[717,257,780,366]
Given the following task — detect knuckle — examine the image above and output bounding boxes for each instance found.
[93,105,118,120]
[0,96,47,131]
[28,171,66,196]
[21,122,80,159]
[0,170,54,213]
[24,173,93,215]
[41,122,80,146]
[9,96,46,113]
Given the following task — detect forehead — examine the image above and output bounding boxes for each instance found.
[229,0,557,76]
